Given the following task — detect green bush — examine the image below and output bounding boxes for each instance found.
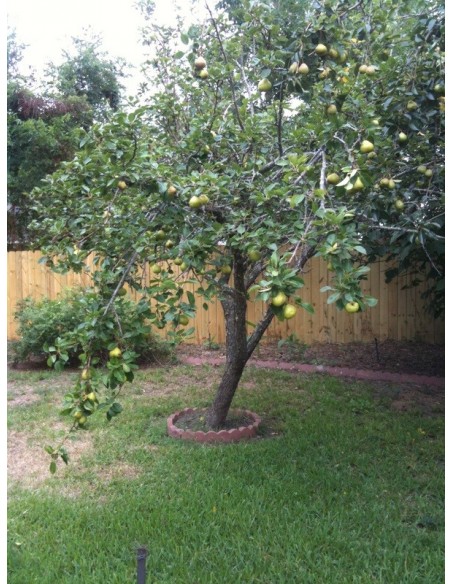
[12,288,172,365]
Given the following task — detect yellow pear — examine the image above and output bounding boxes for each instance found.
[360,140,374,153]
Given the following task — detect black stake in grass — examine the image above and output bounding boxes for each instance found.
[136,547,147,584]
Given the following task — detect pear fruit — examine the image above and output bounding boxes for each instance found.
[283,304,297,320]
[194,56,207,70]
[315,43,328,56]
[247,249,262,262]
[327,173,341,185]
[271,291,288,307]
[353,176,365,191]
[109,347,122,359]
[178,315,189,326]
[360,140,374,153]
[189,196,203,208]
[327,104,338,115]
[258,78,272,92]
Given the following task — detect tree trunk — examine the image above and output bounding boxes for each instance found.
[206,253,276,429]
[206,286,248,429]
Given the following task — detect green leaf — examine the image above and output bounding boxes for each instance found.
[366,296,379,307]
[327,292,341,304]
[49,461,57,474]
[187,291,196,306]
[353,246,367,255]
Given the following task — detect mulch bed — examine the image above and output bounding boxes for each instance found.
[173,409,256,432]
[177,339,445,378]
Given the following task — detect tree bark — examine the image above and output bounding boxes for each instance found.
[207,254,249,429]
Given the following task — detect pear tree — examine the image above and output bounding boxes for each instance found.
[29,0,444,466]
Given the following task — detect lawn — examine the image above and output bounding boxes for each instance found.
[7,363,444,583]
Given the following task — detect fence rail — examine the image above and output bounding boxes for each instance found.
[7,251,444,345]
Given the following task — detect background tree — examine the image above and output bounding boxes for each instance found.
[7,29,129,248]
[28,0,444,463]
[47,31,128,118]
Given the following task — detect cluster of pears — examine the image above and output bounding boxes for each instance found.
[325,140,375,194]
[358,64,376,75]
[189,193,210,208]
[288,61,309,75]
[417,165,433,178]
[75,347,123,426]
[314,43,347,62]
[271,291,297,320]
[194,56,209,79]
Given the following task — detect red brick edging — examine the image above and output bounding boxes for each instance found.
[167,408,261,443]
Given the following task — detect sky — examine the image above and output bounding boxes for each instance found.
[6,0,199,95]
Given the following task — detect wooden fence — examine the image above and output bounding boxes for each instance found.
[7,251,444,345]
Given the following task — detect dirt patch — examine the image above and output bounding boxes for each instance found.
[7,428,92,491]
[177,339,445,378]
[8,428,142,495]
[94,462,142,484]
[371,381,445,417]
[137,367,223,398]
[7,384,41,407]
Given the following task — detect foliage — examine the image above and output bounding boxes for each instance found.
[28,0,444,443]
[7,29,129,249]
[7,107,90,249]
[48,33,128,117]
[12,287,169,365]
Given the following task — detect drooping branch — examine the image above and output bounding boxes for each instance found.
[102,210,159,316]
[420,241,443,277]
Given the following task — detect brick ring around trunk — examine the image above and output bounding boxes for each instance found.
[167,408,261,443]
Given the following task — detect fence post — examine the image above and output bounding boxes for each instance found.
[137,546,147,584]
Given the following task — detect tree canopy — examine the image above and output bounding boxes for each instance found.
[27,0,444,463]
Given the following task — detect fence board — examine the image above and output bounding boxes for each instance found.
[6,251,444,345]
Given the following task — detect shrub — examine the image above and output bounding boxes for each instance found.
[12,288,172,365]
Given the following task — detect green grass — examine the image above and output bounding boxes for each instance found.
[7,365,444,583]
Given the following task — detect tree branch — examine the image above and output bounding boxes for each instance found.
[206,2,245,132]
[276,82,284,157]
[246,306,275,360]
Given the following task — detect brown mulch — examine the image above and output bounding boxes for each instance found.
[177,339,445,378]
